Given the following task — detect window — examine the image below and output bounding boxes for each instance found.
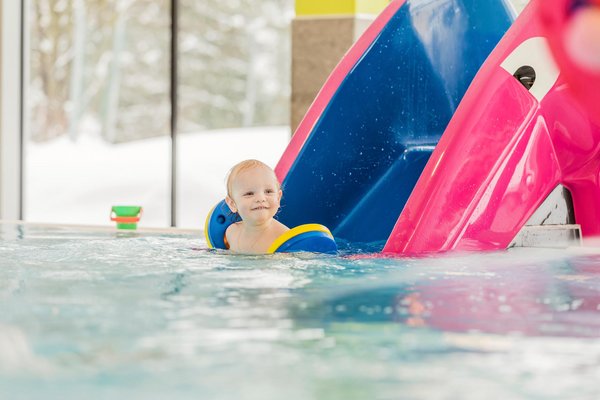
[23,0,292,228]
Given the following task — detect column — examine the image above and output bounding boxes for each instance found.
[291,0,389,132]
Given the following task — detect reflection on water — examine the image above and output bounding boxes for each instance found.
[1,223,599,399]
[307,254,600,337]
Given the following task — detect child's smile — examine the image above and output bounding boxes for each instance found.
[226,166,282,226]
[223,159,290,254]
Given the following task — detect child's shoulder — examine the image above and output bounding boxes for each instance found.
[270,220,290,238]
[226,221,243,235]
[225,221,242,246]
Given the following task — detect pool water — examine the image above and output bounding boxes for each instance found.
[1,223,599,399]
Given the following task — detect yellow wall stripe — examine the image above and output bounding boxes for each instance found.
[356,0,391,15]
[296,0,390,16]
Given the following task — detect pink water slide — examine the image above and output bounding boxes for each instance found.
[384,0,600,255]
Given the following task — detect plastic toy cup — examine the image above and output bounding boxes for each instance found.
[110,206,143,230]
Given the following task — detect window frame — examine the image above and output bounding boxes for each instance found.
[0,0,24,220]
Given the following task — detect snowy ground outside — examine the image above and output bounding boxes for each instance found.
[25,126,290,230]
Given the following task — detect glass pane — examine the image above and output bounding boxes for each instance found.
[177,0,293,228]
[25,0,171,227]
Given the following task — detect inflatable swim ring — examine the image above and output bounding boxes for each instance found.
[204,199,337,254]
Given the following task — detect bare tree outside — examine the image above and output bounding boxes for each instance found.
[28,0,293,144]
[178,0,292,133]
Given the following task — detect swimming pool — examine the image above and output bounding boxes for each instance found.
[1,222,599,399]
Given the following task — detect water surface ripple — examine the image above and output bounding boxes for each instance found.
[1,223,599,399]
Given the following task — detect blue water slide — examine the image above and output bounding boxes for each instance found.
[277,0,515,247]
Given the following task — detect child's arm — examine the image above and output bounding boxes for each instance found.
[225,223,239,251]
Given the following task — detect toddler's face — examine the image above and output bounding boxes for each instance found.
[227,166,282,226]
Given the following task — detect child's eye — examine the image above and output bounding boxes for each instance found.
[243,192,253,196]
[265,189,275,194]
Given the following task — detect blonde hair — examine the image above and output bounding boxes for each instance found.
[226,159,280,197]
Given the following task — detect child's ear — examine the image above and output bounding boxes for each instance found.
[225,196,237,213]
[278,189,282,201]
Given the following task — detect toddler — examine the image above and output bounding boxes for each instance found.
[224,159,289,254]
